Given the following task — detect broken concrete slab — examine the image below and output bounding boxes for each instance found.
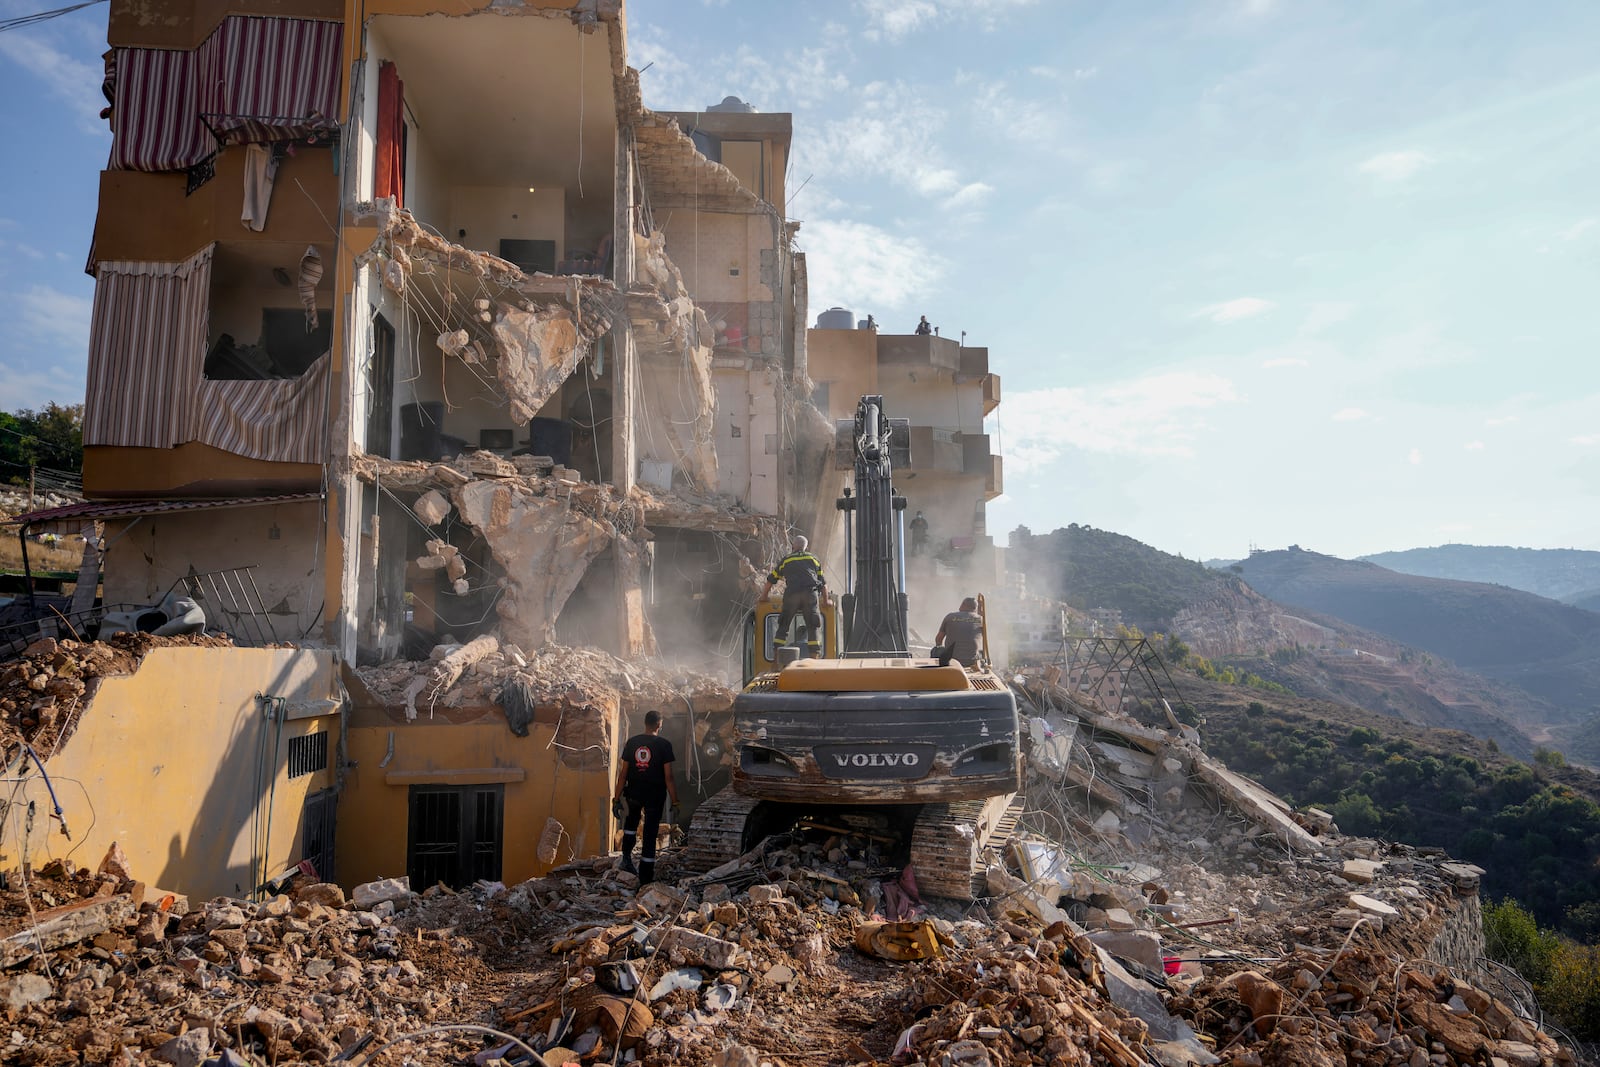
[0,893,136,967]
[649,926,741,969]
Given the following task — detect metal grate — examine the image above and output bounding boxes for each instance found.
[406,784,504,891]
[300,787,337,883]
[287,731,328,779]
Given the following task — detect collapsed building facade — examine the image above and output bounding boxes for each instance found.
[0,0,1014,897]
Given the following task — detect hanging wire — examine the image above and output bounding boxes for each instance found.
[0,0,105,33]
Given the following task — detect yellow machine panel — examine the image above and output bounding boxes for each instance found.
[774,658,973,693]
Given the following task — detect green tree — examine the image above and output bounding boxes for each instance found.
[1330,792,1382,836]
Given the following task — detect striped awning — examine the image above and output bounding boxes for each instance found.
[84,243,332,464]
[110,16,343,173]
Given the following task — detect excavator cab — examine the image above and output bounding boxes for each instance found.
[742,597,842,683]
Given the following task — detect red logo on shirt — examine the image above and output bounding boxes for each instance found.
[633,745,653,770]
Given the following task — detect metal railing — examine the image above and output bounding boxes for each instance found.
[0,565,281,662]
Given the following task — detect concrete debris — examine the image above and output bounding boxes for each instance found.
[412,488,451,526]
[359,640,738,775]
[364,205,618,426]
[0,761,1576,1067]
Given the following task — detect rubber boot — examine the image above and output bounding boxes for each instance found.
[619,853,637,875]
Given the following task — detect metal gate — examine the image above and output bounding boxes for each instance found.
[406,784,504,890]
[300,787,337,884]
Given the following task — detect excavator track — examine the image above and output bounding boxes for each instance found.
[909,793,1027,901]
[679,791,763,874]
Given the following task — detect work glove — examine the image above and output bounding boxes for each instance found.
[611,797,627,820]
[665,803,679,825]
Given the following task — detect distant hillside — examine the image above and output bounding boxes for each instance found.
[1566,587,1600,613]
[1362,544,1600,602]
[1007,524,1236,631]
[1235,548,1600,722]
[1007,527,1560,756]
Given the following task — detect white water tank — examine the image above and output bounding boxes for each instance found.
[816,307,855,330]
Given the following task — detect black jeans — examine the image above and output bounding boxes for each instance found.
[777,589,822,651]
[621,783,666,881]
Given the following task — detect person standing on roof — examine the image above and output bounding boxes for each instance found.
[762,534,828,658]
[935,597,983,668]
[915,315,933,336]
[612,709,678,886]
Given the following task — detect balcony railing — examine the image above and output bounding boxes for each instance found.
[987,454,1003,499]
[982,373,1001,415]
[958,346,989,378]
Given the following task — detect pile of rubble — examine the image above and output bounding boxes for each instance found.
[0,657,1577,1065]
[0,633,236,765]
[354,640,738,721]
[0,810,1572,1067]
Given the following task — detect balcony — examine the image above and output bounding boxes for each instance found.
[958,346,989,378]
[875,334,961,372]
[904,426,964,474]
[987,455,1003,499]
[982,373,1001,415]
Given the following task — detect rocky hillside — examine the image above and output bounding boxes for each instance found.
[1009,527,1567,757]
[1007,524,1240,632]
[1234,548,1600,723]
[1362,544,1600,603]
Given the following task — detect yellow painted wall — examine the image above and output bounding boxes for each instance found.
[1,648,342,900]
[339,705,617,888]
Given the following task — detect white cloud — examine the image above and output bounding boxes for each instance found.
[799,218,946,314]
[1332,408,1368,422]
[1558,218,1596,242]
[1261,356,1309,369]
[1573,434,1600,447]
[1003,371,1241,469]
[0,29,108,137]
[11,284,93,353]
[1196,297,1275,324]
[857,0,1038,39]
[1464,441,1485,451]
[803,81,990,214]
[1074,66,1099,80]
[1357,150,1434,184]
[1486,415,1519,427]
[1408,448,1423,465]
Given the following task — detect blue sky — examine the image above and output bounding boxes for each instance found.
[3,0,1597,561]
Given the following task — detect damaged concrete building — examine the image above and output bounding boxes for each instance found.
[1,0,1011,898]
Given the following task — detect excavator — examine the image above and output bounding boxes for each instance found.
[685,395,1023,899]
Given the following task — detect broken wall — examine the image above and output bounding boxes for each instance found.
[2,648,342,901]
[100,501,326,642]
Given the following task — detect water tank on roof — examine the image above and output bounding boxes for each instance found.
[708,95,757,113]
[816,307,855,330]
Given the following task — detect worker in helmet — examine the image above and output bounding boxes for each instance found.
[762,535,829,658]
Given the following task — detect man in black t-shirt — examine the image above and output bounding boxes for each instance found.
[612,709,678,884]
[935,597,983,668]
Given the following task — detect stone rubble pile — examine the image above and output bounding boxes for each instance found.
[0,658,1578,1065]
[0,802,1575,1067]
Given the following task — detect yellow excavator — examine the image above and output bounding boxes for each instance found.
[687,395,1023,899]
